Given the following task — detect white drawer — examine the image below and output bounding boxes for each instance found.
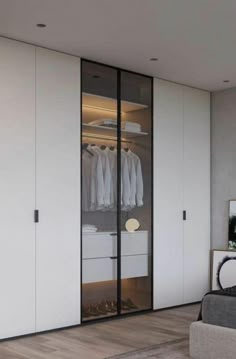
[82,232,117,259]
[121,255,148,279]
[82,231,149,262]
[121,231,148,256]
[82,254,149,283]
[82,257,117,283]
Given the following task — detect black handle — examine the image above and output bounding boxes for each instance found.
[110,256,118,260]
[34,210,39,223]
[110,233,117,236]
[183,210,186,221]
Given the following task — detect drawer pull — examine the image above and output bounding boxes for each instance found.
[110,233,117,236]
[110,256,117,260]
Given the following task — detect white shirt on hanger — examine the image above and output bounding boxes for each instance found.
[88,145,105,211]
[82,150,91,212]
[108,148,117,208]
[125,149,137,210]
[91,146,111,210]
[121,150,131,210]
[130,151,143,207]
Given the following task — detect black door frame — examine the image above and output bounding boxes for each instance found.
[80,58,153,324]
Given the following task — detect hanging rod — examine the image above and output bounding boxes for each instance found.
[82,132,134,144]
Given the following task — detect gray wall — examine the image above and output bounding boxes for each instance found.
[212,87,236,249]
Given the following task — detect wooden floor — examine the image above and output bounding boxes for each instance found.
[0,305,199,359]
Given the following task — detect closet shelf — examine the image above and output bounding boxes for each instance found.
[82,92,148,113]
[82,123,148,139]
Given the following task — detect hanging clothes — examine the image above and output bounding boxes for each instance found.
[108,148,117,208]
[82,145,104,212]
[90,146,111,210]
[121,150,131,211]
[128,150,144,207]
[82,145,143,212]
[123,149,137,210]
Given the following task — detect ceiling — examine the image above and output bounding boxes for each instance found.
[0,0,236,91]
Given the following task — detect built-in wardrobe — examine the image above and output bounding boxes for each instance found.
[0,36,210,340]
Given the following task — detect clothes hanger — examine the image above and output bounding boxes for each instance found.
[82,143,94,156]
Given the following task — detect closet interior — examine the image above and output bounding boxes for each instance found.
[81,60,153,321]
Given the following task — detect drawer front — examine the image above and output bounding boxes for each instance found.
[121,231,148,256]
[82,233,117,259]
[82,258,117,283]
[121,255,148,279]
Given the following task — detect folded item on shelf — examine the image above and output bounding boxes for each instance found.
[82,224,98,233]
[87,119,142,132]
[125,124,140,129]
[89,118,117,127]
[82,225,97,228]
[124,127,141,133]
[125,127,141,131]
[122,120,140,127]
[122,121,142,132]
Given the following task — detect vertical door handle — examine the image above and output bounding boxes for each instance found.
[34,210,39,223]
[183,210,186,221]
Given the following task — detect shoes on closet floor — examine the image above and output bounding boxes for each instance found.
[83,298,138,319]
[126,298,138,309]
[82,305,92,318]
[96,303,108,315]
[104,300,117,313]
[87,304,100,317]
[121,300,130,310]
[121,298,138,310]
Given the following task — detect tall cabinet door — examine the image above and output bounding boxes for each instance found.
[153,79,184,309]
[36,48,81,331]
[120,71,153,315]
[0,38,36,338]
[183,87,210,303]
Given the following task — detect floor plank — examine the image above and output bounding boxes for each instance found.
[0,305,199,359]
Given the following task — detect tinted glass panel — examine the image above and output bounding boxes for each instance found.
[81,61,118,321]
[120,71,152,314]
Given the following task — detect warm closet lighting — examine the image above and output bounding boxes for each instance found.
[83,132,126,142]
[83,104,124,114]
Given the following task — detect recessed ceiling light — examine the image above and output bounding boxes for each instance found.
[150,57,158,61]
[223,80,230,83]
[36,23,47,28]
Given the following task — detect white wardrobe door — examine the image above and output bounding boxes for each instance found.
[36,48,80,331]
[183,87,210,303]
[0,38,35,338]
[154,79,184,309]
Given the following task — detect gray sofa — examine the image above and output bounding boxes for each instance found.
[190,321,236,359]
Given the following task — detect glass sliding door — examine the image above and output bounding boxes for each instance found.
[81,60,153,322]
[120,71,153,314]
[81,60,118,321]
